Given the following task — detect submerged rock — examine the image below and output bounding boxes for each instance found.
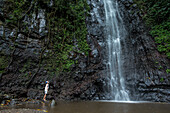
[50,99,55,107]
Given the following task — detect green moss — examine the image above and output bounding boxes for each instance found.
[155,61,159,64]
[19,59,32,76]
[3,0,90,75]
[0,55,10,74]
[134,0,170,59]
[160,78,164,82]
[150,22,170,58]
[40,0,90,74]
[158,66,163,70]
[166,69,170,74]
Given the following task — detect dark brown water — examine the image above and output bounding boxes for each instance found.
[1,101,170,113]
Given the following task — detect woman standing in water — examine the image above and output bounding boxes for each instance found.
[43,81,49,101]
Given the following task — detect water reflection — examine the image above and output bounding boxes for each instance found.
[1,101,170,113]
[48,101,170,113]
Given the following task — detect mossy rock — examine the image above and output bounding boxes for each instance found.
[0,55,10,74]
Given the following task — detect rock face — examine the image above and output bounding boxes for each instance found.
[0,0,169,102]
[116,0,170,102]
[0,0,106,101]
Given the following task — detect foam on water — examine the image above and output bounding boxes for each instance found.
[97,100,154,103]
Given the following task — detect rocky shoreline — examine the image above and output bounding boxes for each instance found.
[0,95,55,113]
[0,108,47,113]
[0,94,56,109]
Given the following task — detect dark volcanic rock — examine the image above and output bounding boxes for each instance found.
[117,0,170,102]
[0,0,169,103]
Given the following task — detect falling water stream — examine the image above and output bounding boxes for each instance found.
[103,0,129,100]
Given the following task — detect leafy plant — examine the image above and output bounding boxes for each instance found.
[158,66,163,70]
[166,69,170,73]
[160,78,164,82]
[134,0,170,59]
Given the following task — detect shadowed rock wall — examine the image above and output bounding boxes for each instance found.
[0,0,169,102]
[117,0,170,102]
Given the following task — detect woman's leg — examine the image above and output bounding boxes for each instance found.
[43,94,46,101]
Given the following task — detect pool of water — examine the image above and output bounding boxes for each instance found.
[1,101,170,113]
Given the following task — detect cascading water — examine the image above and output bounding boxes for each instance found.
[103,0,130,101]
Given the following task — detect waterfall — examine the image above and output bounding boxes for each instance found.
[103,0,130,101]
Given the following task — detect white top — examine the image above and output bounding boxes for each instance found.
[45,83,49,91]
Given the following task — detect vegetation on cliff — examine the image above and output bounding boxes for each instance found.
[133,0,170,74]
[134,0,170,59]
[0,0,90,76]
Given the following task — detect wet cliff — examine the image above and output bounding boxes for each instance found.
[0,0,169,102]
[117,0,170,102]
[0,0,106,101]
